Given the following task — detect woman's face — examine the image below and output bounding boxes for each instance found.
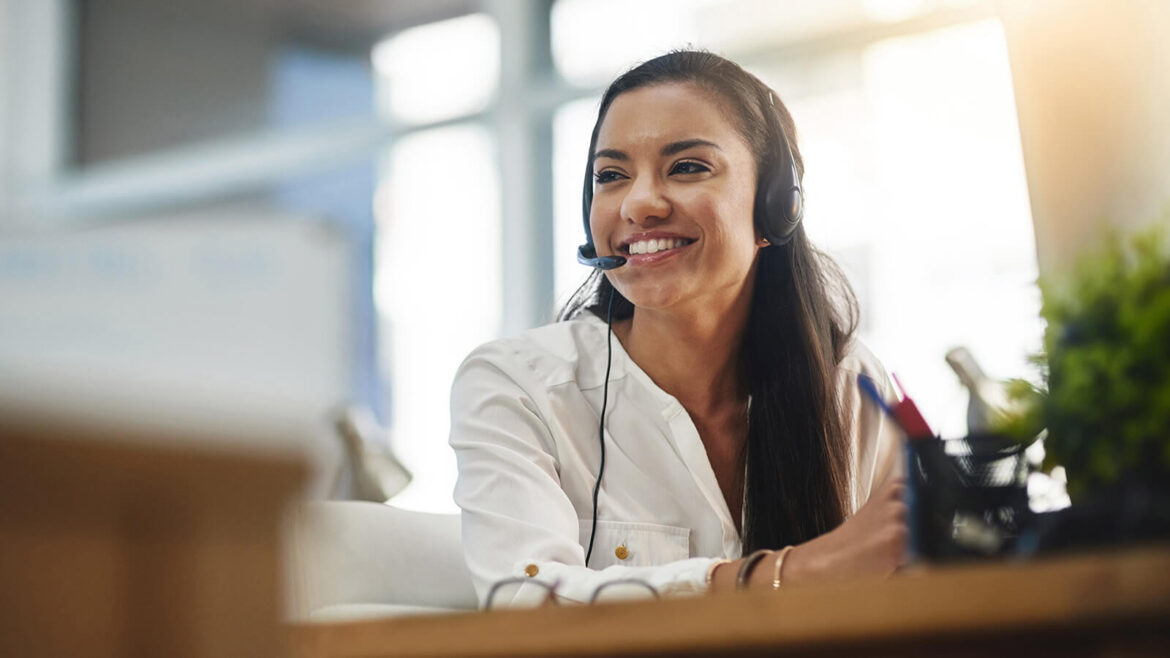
[590,82,762,316]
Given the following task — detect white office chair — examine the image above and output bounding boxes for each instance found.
[285,501,478,622]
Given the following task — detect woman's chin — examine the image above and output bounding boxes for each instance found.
[619,287,687,313]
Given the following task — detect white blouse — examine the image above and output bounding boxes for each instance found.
[449,313,902,606]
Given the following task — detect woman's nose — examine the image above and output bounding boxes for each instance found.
[620,176,671,226]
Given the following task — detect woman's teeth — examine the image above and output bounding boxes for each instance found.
[627,238,689,255]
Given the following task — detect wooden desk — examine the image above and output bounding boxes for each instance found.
[290,547,1170,657]
[0,416,305,658]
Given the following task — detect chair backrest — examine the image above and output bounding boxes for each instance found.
[286,501,477,620]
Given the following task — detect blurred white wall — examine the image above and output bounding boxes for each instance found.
[1000,0,1170,277]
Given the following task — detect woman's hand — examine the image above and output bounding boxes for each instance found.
[780,477,909,584]
[707,478,908,592]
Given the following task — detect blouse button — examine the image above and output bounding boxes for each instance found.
[614,545,629,560]
[524,564,539,577]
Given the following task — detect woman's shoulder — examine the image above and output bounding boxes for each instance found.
[837,337,887,378]
[836,337,896,398]
[458,314,609,390]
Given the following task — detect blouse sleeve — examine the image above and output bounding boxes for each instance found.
[449,342,717,608]
[839,343,906,513]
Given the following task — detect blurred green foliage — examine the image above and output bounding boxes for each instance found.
[997,222,1170,497]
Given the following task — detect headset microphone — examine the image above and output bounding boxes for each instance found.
[577,244,627,270]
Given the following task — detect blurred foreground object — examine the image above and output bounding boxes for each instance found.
[332,405,411,502]
[284,501,475,622]
[995,225,1170,552]
[0,213,351,497]
[0,412,304,658]
[946,346,1017,434]
[1002,226,1170,495]
[907,433,1037,562]
[1041,226,1170,494]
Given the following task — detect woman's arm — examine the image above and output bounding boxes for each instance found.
[707,477,908,591]
[450,343,718,607]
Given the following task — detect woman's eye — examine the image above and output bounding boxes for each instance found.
[670,160,710,175]
[594,170,625,184]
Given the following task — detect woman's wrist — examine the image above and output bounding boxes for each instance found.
[705,558,732,592]
[747,550,780,588]
[736,549,774,590]
[708,540,824,594]
[748,544,809,588]
[708,558,738,593]
[775,541,822,586]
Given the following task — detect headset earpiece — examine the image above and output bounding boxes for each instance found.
[754,90,804,247]
[756,137,803,246]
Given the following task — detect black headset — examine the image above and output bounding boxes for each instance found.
[577,83,804,566]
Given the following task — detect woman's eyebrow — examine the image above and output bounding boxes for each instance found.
[661,138,720,156]
[592,139,721,164]
[592,148,627,162]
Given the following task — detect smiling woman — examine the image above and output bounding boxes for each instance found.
[449,51,906,608]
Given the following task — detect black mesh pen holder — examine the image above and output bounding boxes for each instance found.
[906,434,1034,562]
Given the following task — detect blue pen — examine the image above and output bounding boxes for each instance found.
[856,373,894,417]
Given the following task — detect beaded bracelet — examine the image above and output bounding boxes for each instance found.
[771,545,796,590]
[736,549,774,590]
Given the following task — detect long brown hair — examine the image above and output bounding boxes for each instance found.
[560,51,860,551]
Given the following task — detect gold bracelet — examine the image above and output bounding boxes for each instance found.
[771,545,795,590]
[736,549,773,590]
[705,558,732,590]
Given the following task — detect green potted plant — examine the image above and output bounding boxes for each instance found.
[998,221,1170,545]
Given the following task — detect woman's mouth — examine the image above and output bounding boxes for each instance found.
[621,237,695,256]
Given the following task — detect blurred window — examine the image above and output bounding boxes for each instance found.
[551,0,715,87]
[372,14,500,125]
[552,97,600,306]
[371,14,504,509]
[374,124,501,510]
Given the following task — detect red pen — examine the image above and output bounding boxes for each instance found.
[891,373,934,440]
